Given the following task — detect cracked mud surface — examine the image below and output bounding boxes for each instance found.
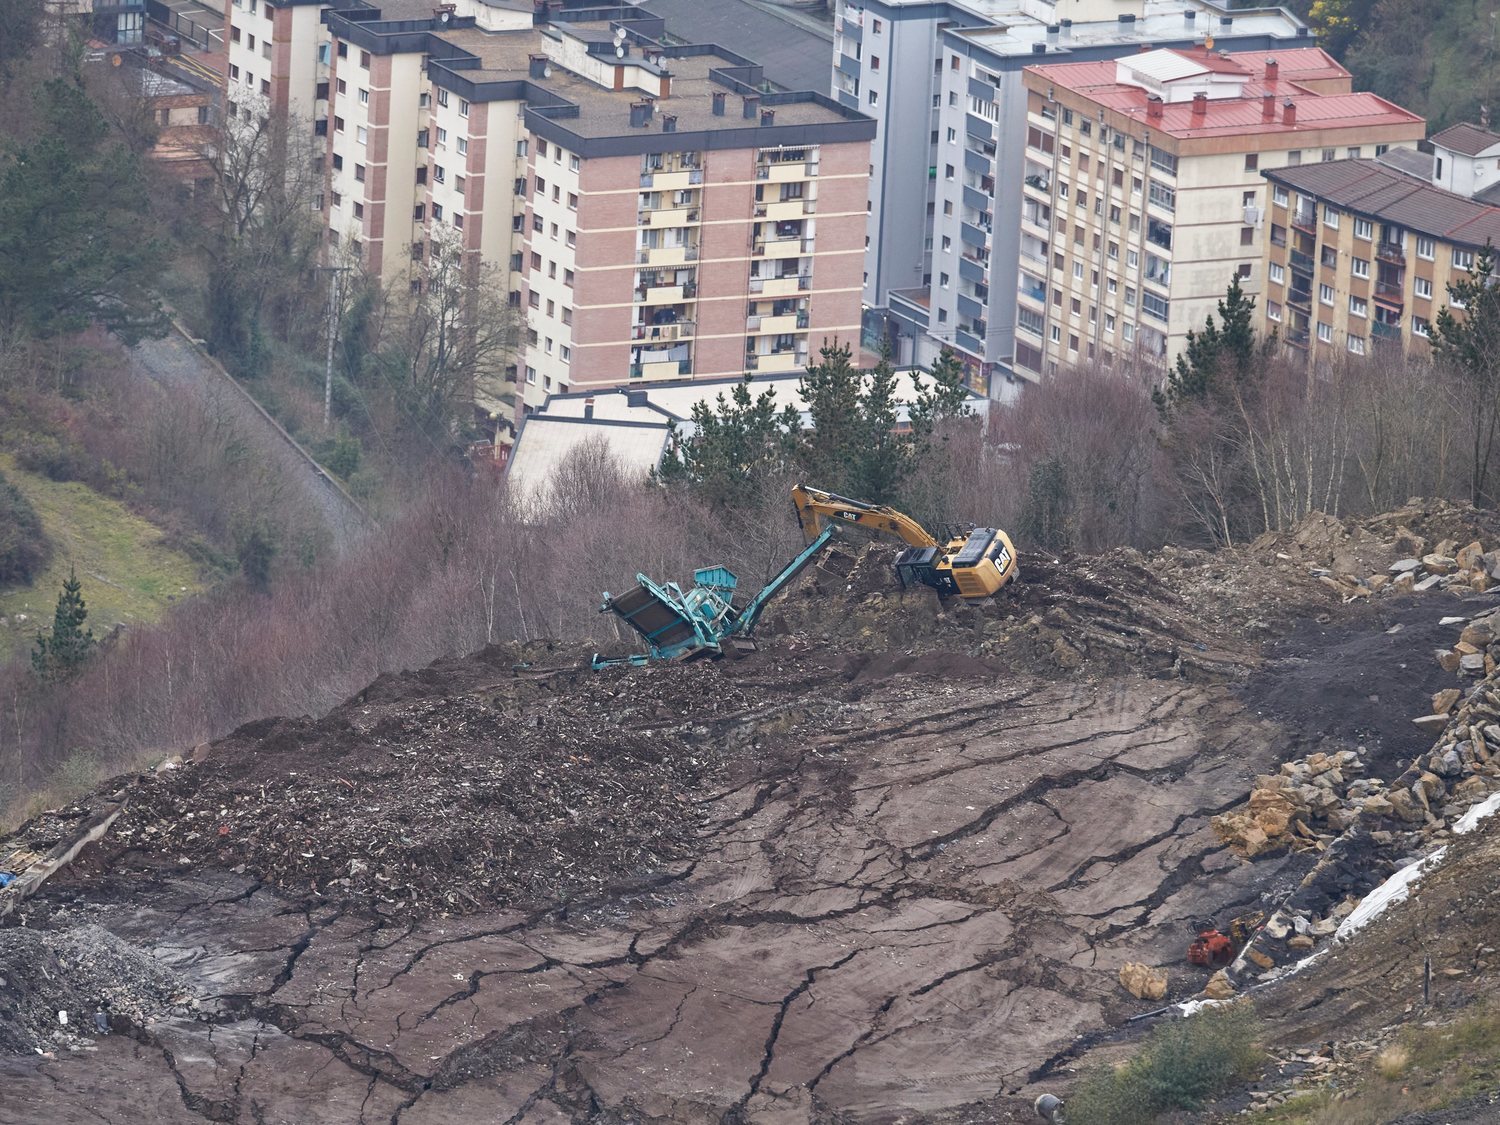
[1,651,1305,1124]
[5,529,1470,1125]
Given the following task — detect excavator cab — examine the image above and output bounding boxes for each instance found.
[793,485,1018,600]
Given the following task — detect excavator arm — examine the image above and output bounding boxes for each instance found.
[791,484,939,549]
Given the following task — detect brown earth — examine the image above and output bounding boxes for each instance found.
[3,508,1500,1124]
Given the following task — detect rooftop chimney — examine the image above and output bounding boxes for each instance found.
[1262,92,1276,120]
[1282,98,1297,125]
[742,92,760,119]
[1221,14,1233,28]
[625,389,648,408]
[662,113,677,132]
[712,90,725,116]
[629,100,653,127]
[1191,91,1207,117]
[528,54,549,80]
[760,108,775,126]
[1118,12,1136,23]
[1147,94,1163,120]
[1031,42,1046,54]
[1046,23,1059,41]
[583,397,594,419]
[1184,9,1196,22]
[1265,57,1279,81]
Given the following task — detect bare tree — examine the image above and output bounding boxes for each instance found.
[371,225,522,441]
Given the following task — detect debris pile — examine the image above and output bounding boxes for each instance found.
[82,649,769,918]
[1211,608,1500,985]
[0,924,190,1054]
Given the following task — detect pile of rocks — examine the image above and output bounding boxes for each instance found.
[1211,749,1370,858]
[1309,536,1498,602]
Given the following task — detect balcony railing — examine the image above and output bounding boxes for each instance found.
[1289,249,1314,275]
[640,168,704,188]
[1377,243,1406,266]
[1019,280,1046,304]
[629,359,692,379]
[631,320,695,341]
[1372,320,1402,341]
[1023,173,1050,192]
[636,246,700,264]
[752,236,815,256]
[1286,328,1310,347]
[1291,207,1316,231]
[1287,287,1312,308]
[1374,281,1404,304]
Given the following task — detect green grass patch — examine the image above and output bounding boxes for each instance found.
[1068,1003,1264,1125]
[0,454,208,661]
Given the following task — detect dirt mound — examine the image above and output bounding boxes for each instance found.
[85,650,794,918]
[759,541,1258,679]
[0,924,190,1053]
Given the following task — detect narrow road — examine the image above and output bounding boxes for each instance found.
[126,331,370,554]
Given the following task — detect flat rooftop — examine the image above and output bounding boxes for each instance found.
[951,0,1309,60]
[1026,47,1423,142]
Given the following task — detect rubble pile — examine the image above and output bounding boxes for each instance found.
[1211,608,1500,987]
[0,924,190,1054]
[80,650,778,918]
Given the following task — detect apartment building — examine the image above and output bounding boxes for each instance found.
[1260,159,1500,360]
[223,0,874,434]
[831,0,1310,392]
[1011,46,1422,377]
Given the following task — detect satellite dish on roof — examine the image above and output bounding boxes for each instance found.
[111,53,123,67]
[614,26,626,44]
[615,44,625,58]
[1204,34,1215,50]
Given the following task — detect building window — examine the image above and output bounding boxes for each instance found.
[1319,284,1334,305]
[1273,185,1289,207]
[566,230,576,248]
[437,89,449,108]
[355,163,365,182]
[434,165,445,183]
[1417,236,1435,260]
[1322,148,1336,162]
[1237,263,1253,279]
[569,155,580,172]
[356,125,367,145]
[1244,153,1258,172]
[1454,247,1476,270]
[460,99,470,117]
[1317,322,1332,342]
[353,202,363,219]
[436,126,447,147]
[1354,217,1372,239]
[567,192,578,210]
[1413,315,1431,337]
[1269,262,1285,284]
[334,115,344,132]
[1324,208,1340,230]
[1352,257,1369,279]
[1350,295,1368,317]
[871,55,881,70]
[560,345,571,363]
[565,268,575,286]
[1415,276,1433,299]
[359,50,370,68]
[413,203,424,220]
[337,42,347,58]
[457,137,468,156]
[1348,334,1365,355]
[1267,300,1282,322]
[332,154,343,171]
[1142,292,1169,322]
[868,90,879,107]
[455,175,465,195]
[1240,226,1255,246]
[1346,147,1361,159]
[432,203,443,220]
[359,88,369,105]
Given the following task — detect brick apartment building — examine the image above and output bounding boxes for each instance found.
[223,0,874,434]
[1011,45,1423,376]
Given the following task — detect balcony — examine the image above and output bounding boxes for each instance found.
[1377,243,1406,266]
[1022,173,1050,195]
[757,161,817,183]
[957,292,985,320]
[749,312,809,333]
[1374,281,1404,307]
[1291,206,1316,233]
[638,245,700,266]
[754,199,815,221]
[640,168,704,190]
[1286,328,1310,347]
[750,274,811,297]
[632,320,695,342]
[959,256,986,284]
[631,358,693,379]
[636,281,696,304]
[1372,320,1402,343]
[753,236,814,258]
[1287,286,1312,309]
[960,221,990,248]
[1289,249,1315,276]
[1018,277,1046,305]
[640,207,701,228]
[747,350,807,373]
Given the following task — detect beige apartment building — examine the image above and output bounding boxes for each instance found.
[223,0,873,434]
[1260,159,1500,359]
[1014,45,1423,376]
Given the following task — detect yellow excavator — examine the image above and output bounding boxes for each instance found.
[792,484,1018,599]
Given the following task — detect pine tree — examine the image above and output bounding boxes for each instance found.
[654,375,800,506]
[1153,276,1259,414]
[1432,243,1500,505]
[32,567,96,681]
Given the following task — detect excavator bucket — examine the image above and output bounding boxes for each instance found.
[604,582,699,653]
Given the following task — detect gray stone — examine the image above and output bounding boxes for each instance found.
[1389,558,1424,574]
[1414,574,1445,592]
[1461,653,1487,675]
